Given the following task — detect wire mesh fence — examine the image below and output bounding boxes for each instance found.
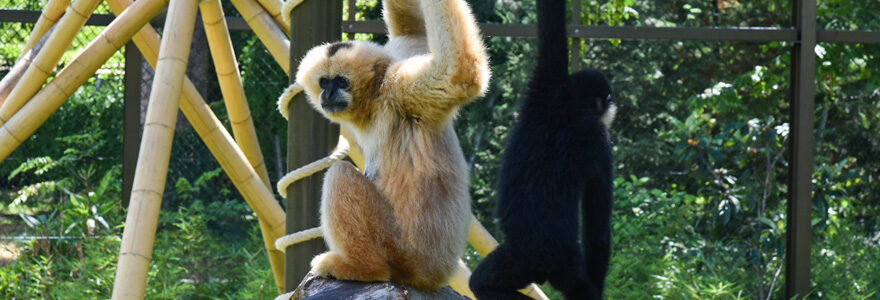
[0,4,289,231]
[0,22,125,187]
[133,25,289,210]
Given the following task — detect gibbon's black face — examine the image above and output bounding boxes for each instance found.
[569,69,612,116]
[319,76,352,113]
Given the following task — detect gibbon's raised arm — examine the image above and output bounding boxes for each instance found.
[420,0,488,97]
[389,0,489,121]
[383,0,425,38]
[534,0,569,81]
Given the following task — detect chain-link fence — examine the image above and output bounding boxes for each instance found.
[136,25,289,210]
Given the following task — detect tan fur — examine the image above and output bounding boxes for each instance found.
[294,0,489,290]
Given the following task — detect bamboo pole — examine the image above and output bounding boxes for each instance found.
[111,0,197,298]
[106,0,288,291]
[340,127,364,167]
[467,216,549,299]
[254,0,290,36]
[0,0,102,128]
[449,260,478,299]
[0,0,170,163]
[0,26,55,109]
[229,0,290,74]
[21,0,70,55]
[176,65,287,294]
[200,0,271,188]
[200,0,285,288]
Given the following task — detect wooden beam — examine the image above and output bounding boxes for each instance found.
[122,42,142,208]
[284,0,341,291]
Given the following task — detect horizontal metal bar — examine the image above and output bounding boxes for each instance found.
[150,13,251,31]
[818,30,880,44]
[0,9,251,31]
[0,8,114,25]
[4,10,878,44]
[343,20,800,41]
[0,9,39,22]
[342,20,383,33]
[570,25,797,42]
[343,20,880,44]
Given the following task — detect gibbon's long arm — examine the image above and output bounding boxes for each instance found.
[534,0,569,81]
[383,0,425,37]
[390,0,489,122]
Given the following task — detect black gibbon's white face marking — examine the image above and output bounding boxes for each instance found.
[319,76,351,113]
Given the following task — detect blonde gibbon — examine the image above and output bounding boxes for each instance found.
[293,0,489,290]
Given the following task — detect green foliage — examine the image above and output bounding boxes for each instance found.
[145,200,275,299]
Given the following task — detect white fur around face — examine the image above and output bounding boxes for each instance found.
[601,102,617,128]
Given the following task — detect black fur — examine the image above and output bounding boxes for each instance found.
[327,42,352,57]
[469,0,613,299]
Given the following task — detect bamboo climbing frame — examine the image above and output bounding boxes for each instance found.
[199,0,287,289]
[0,0,101,128]
[105,0,288,293]
[0,0,169,161]
[0,0,68,107]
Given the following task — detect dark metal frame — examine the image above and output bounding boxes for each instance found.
[0,9,252,29]
[122,42,142,207]
[341,20,880,44]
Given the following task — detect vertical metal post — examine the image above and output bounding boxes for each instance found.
[122,42,142,208]
[569,0,582,71]
[786,0,816,298]
[285,0,342,291]
[346,0,355,40]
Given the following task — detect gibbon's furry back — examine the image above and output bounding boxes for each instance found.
[293,0,489,291]
[469,0,614,299]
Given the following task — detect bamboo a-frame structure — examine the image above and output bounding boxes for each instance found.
[0,0,547,299]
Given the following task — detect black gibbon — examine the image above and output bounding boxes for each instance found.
[469,0,615,299]
[293,0,489,290]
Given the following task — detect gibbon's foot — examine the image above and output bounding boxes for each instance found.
[310,252,336,278]
[311,251,392,283]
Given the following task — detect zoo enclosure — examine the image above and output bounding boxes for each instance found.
[1,0,878,298]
